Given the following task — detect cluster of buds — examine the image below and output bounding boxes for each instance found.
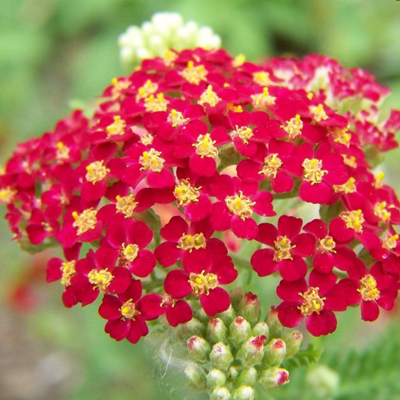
[179,291,300,399]
[119,12,221,70]
[0,44,400,397]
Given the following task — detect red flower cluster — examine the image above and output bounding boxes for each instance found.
[1,48,400,341]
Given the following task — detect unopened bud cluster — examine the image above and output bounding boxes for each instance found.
[119,12,221,69]
[178,291,301,399]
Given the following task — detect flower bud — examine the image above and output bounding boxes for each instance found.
[283,330,303,358]
[210,387,231,400]
[259,367,290,389]
[229,317,252,347]
[265,306,283,337]
[306,365,340,397]
[263,338,287,367]
[252,322,270,339]
[187,336,211,360]
[177,318,205,340]
[219,305,236,326]
[237,335,266,366]
[237,367,257,386]
[195,307,209,323]
[184,364,206,390]
[230,287,244,310]
[210,342,234,371]
[206,368,227,389]
[232,386,255,400]
[238,292,260,326]
[207,318,228,344]
[228,365,239,381]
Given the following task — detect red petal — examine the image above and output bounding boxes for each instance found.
[129,250,156,278]
[251,249,278,277]
[166,300,193,327]
[155,242,182,267]
[99,295,122,320]
[276,302,303,328]
[200,287,230,316]
[306,310,337,336]
[231,216,258,240]
[164,270,192,298]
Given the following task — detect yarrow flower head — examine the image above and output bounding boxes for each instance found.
[2,43,400,400]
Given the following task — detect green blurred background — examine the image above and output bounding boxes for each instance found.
[1,1,400,399]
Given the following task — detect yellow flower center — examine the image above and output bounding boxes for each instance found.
[298,287,325,316]
[318,236,336,254]
[163,49,177,66]
[333,177,356,194]
[88,268,114,292]
[198,85,221,107]
[194,133,218,158]
[140,133,154,146]
[72,208,98,235]
[0,187,16,204]
[340,209,365,233]
[181,61,208,85]
[174,179,201,207]
[116,194,138,219]
[56,142,70,160]
[121,243,139,263]
[225,191,255,220]
[136,79,158,101]
[259,153,283,179]
[226,103,243,113]
[86,160,110,184]
[177,233,207,252]
[374,201,391,224]
[139,148,165,172]
[253,71,271,86]
[230,126,254,144]
[167,109,189,127]
[106,116,126,137]
[281,114,303,140]
[120,299,141,320]
[189,271,219,296]
[343,155,357,168]
[382,233,399,251]
[358,275,380,301]
[330,127,351,147]
[111,78,130,99]
[302,158,327,184]
[232,54,246,68]
[61,260,76,287]
[273,235,295,262]
[309,104,328,122]
[251,87,276,109]
[374,171,385,189]
[144,93,169,112]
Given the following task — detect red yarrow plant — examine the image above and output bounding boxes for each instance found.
[1,46,400,397]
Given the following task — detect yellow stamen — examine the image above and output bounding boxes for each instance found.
[56,142,70,160]
[72,208,98,235]
[167,109,189,127]
[144,93,169,112]
[309,104,328,122]
[106,115,126,137]
[136,80,158,101]
[259,154,283,179]
[86,160,109,184]
[302,158,327,185]
[340,209,365,233]
[273,236,295,262]
[181,61,208,85]
[232,54,246,68]
[333,177,356,194]
[298,287,325,316]
[281,114,303,140]
[251,87,276,109]
[139,148,165,172]
[121,243,139,263]
[318,236,336,254]
[116,194,138,219]
[174,179,201,207]
[193,133,218,158]
[374,201,391,224]
[88,268,114,292]
[198,85,221,107]
[358,275,380,301]
[61,260,76,287]
[230,126,254,144]
[225,191,255,220]
[189,271,218,296]
[177,233,207,252]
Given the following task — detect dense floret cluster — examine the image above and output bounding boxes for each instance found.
[1,48,400,348]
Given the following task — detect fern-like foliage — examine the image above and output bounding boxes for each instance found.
[283,344,322,369]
